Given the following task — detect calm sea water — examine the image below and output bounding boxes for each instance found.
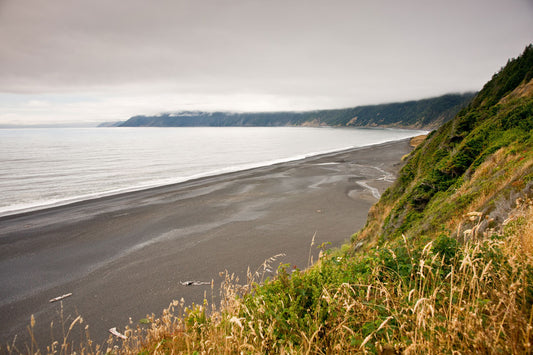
[0,127,425,216]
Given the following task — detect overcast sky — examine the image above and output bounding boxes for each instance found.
[0,0,531,125]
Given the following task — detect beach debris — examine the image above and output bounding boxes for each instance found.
[49,293,72,303]
[109,327,128,340]
[180,280,210,286]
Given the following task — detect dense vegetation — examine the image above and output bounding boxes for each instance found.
[6,46,532,354]
[356,44,533,246]
[119,93,474,129]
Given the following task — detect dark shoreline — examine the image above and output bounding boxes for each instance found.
[0,138,412,349]
[0,138,407,222]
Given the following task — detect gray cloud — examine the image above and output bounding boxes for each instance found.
[0,0,532,124]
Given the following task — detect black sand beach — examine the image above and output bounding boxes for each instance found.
[0,139,412,348]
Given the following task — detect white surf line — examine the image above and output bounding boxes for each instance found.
[314,162,340,166]
[356,181,381,199]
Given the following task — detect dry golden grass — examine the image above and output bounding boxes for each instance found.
[402,135,427,160]
[441,145,533,238]
[499,78,533,104]
[408,135,427,149]
[523,206,533,255]
[352,203,393,249]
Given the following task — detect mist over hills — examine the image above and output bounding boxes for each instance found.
[119,93,475,130]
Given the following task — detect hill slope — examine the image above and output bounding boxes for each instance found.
[119,93,474,129]
[356,44,533,246]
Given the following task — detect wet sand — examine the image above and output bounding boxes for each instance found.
[0,139,411,348]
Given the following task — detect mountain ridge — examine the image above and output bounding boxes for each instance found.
[119,92,475,130]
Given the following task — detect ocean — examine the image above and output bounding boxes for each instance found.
[0,126,425,217]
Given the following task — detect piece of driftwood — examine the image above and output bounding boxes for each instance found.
[109,327,127,340]
[49,293,72,303]
[180,280,210,286]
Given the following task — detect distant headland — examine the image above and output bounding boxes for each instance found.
[115,93,475,130]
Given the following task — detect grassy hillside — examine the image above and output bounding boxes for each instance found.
[6,47,532,354]
[119,93,474,129]
[355,44,533,247]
